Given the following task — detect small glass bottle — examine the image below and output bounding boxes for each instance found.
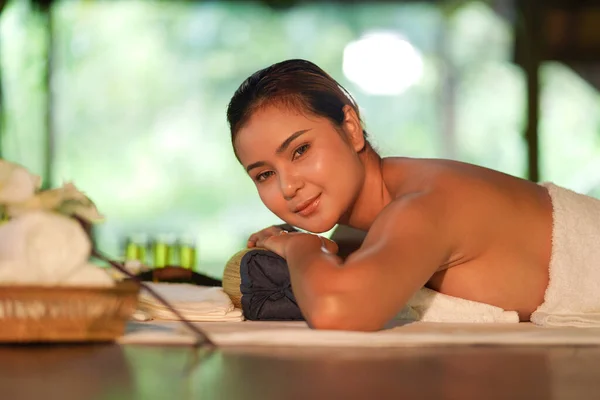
[125,233,148,264]
[153,233,176,268]
[178,234,197,270]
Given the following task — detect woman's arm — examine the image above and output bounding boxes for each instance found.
[283,194,454,331]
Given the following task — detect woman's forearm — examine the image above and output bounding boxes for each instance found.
[284,234,394,331]
[284,234,342,280]
[284,234,351,326]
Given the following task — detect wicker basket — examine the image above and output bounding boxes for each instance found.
[0,280,139,343]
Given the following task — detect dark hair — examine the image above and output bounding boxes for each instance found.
[227,59,367,145]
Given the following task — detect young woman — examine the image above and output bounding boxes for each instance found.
[226,59,600,331]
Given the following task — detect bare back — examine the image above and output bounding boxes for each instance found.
[381,158,553,320]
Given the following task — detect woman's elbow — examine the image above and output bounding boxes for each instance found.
[306,295,385,332]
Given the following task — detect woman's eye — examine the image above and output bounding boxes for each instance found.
[293,144,310,159]
[256,171,274,182]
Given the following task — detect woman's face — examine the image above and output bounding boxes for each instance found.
[234,105,365,233]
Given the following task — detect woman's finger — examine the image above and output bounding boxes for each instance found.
[248,225,289,248]
[266,226,284,235]
[255,234,272,248]
[247,233,259,247]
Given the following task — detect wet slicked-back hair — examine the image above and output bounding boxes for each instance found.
[227,59,367,145]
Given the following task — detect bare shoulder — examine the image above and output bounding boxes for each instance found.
[366,189,446,237]
[364,158,484,244]
[373,157,552,258]
[357,185,457,269]
[380,157,548,206]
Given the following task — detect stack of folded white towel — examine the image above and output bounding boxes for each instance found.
[135,283,243,322]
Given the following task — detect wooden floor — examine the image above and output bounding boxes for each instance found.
[1,343,600,399]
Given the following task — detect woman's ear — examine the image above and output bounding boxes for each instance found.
[341,105,366,153]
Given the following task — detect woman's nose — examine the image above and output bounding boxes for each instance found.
[279,172,304,200]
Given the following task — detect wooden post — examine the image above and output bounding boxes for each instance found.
[520,0,542,182]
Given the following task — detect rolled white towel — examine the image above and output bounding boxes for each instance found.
[62,263,114,287]
[397,287,520,324]
[0,211,115,288]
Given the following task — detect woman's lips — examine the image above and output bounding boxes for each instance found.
[295,194,321,217]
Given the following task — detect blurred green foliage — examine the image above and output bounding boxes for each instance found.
[1,0,599,277]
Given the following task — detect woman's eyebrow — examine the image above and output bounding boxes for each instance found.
[245,129,312,173]
[275,129,312,154]
[246,161,266,173]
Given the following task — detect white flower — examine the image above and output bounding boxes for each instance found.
[6,181,104,223]
[0,160,41,204]
[55,182,105,223]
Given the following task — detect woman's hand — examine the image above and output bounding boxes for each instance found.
[247,225,291,248]
[262,231,339,259]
